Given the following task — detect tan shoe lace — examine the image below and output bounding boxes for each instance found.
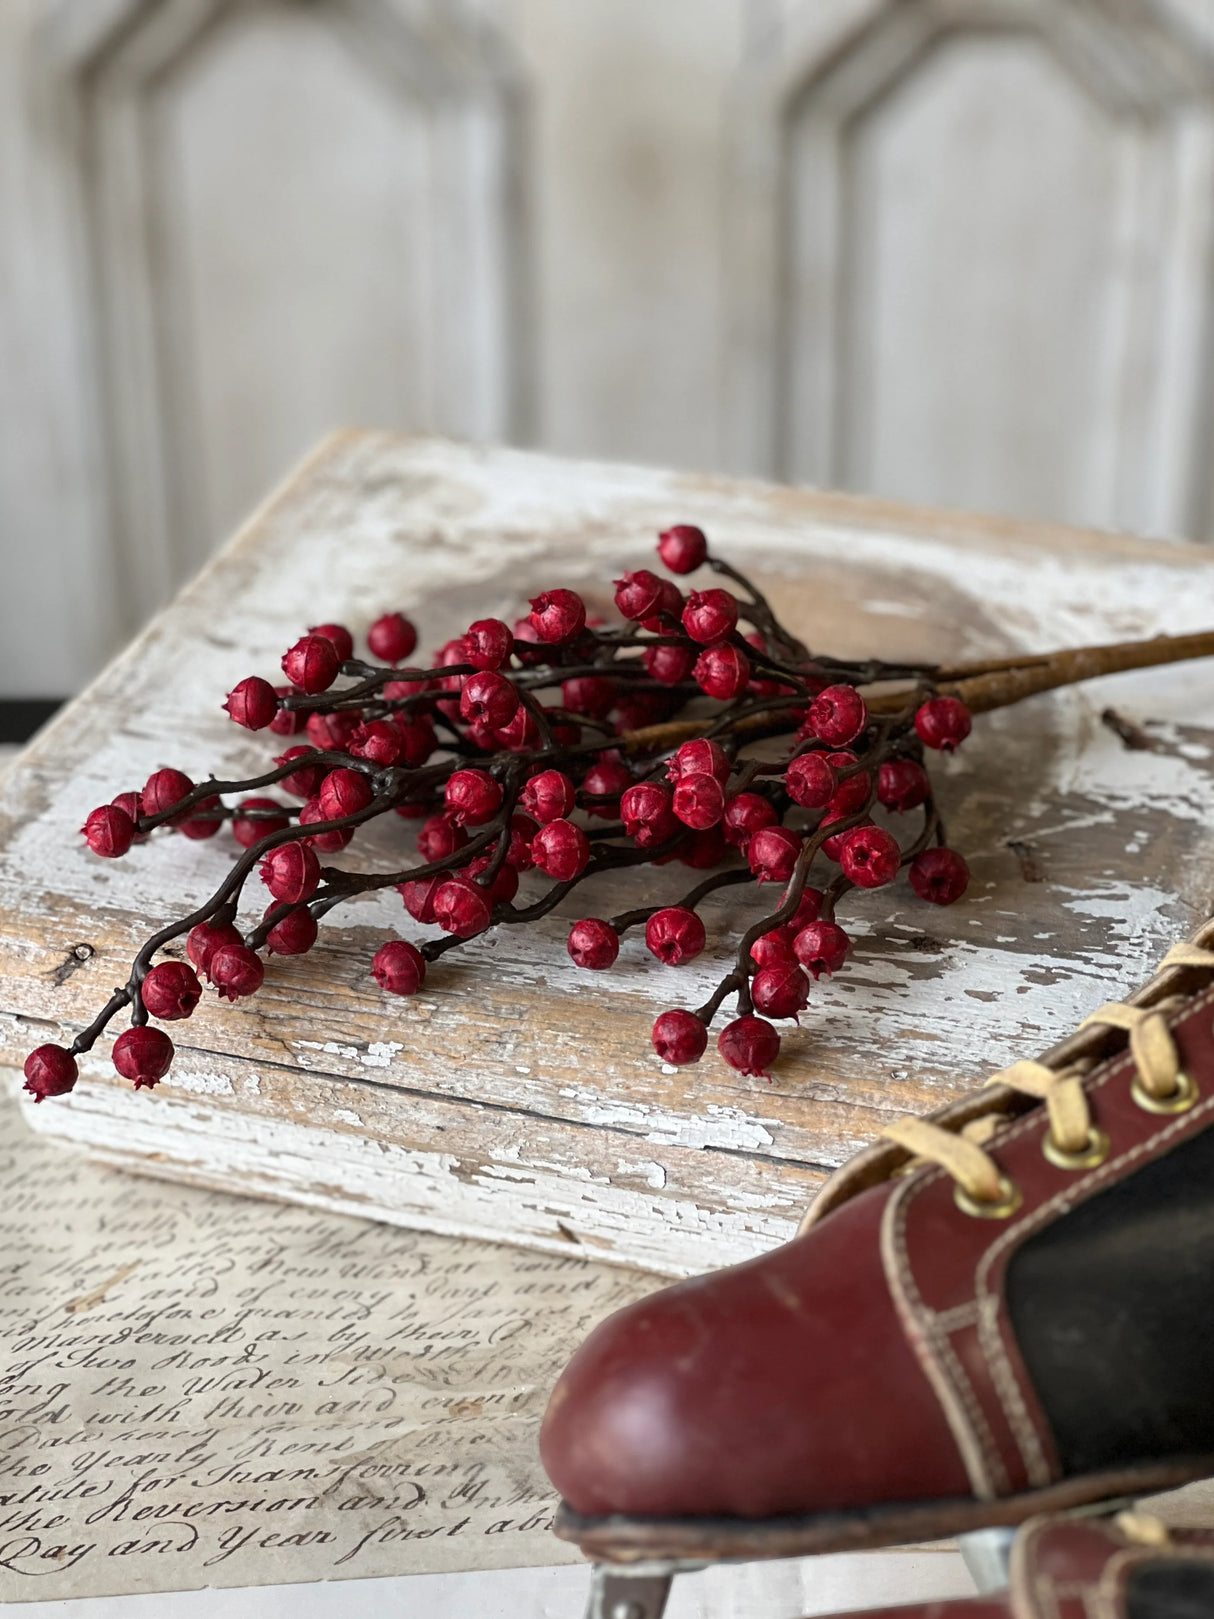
[879,942,1214,1218]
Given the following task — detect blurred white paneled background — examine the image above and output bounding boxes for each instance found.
[4,0,1214,699]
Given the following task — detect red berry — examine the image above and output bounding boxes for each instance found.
[309,623,354,663]
[445,768,504,826]
[209,944,266,1002]
[672,771,725,830]
[785,753,837,809]
[780,886,824,931]
[615,689,680,732]
[463,855,520,906]
[178,795,223,841]
[751,961,810,1020]
[620,781,678,847]
[384,676,429,702]
[562,675,616,720]
[512,614,545,662]
[281,634,340,695]
[877,758,931,812]
[141,960,203,1021]
[348,720,404,767]
[504,813,539,869]
[751,928,797,969]
[652,1009,708,1064]
[519,770,573,824]
[391,714,437,767]
[694,643,750,700]
[270,687,309,736]
[682,588,738,644]
[399,874,444,923]
[794,921,850,978]
[722,792,778,849]
[667,738,730,784]
[111,791,147,840]
[826,751,871,816]
[264,905,318,956]
[645,906,706,966]
[23,1044,78,1102]
[187,920,243,978]
[460,670,520,730]
[839,825,901,888]
[643,643,695,685]
[417,813,467,863]
[224,675,279,731]
[231,797,290,848]
[909,846,970,904]
[112,1025,174,1088]
[567,919,620,970]
[718,1015,780,1077]
[657,524,708,574]
[318,767,373,821]
[494,704,542,751]
[306,710,360,752]
[915,697,972,753]
[299,798,355,852]
[641,578,685,632]
[680,825,728,868]
[582,753,633,816]
[142,768,194,822]
[613,570,665,621]
[433,875,493,937]
[531,818,590,882]
[372,939,426,995]
[806,685,868,747]
[368,612,418,664]
[528,589,586,644]
[463,618,514,671]
[748,824,801,883]
[820,808,867,862]
[82,803,135,858]
[260,841,321,903]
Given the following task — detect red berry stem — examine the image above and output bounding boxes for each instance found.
[35,542,1214,1106]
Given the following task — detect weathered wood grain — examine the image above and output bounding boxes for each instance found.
[3,432,1214,1274]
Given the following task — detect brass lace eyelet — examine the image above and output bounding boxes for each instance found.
[1043,1125,1110,1171]
[953,1174,1023,1221]
[1131,1067,1198,1116]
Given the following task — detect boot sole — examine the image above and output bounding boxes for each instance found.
[554,1456,1214,1564]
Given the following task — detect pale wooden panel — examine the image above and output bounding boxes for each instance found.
[158,6,437,554]
[730,0,1214,539]
[0,0,121,695]
[513,0,742,467]
[829,33,1119,522]
[49,0,527,629]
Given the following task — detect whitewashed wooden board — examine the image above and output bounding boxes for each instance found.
[3,432,1214,1275]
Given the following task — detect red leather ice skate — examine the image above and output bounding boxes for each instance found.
[796,1514,1214,1619]
[542,933,1214,1618]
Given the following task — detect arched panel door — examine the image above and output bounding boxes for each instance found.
[729,0,1214,539]
[49,0,529,627]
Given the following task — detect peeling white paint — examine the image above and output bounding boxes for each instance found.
[21,1077,795,1276]
[165,1069,234,1096]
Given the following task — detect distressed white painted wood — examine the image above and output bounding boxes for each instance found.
[3,433,1214,1275]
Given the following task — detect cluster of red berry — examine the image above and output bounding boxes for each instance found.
[24,525,974,1104]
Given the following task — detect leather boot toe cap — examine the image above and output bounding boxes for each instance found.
[540,1183,972,1519]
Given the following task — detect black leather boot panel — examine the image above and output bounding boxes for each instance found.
[1127,1560,1214,1619]
[1006,1124,1214,1475]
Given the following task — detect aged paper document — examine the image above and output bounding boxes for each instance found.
[0,1090,660,1601]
